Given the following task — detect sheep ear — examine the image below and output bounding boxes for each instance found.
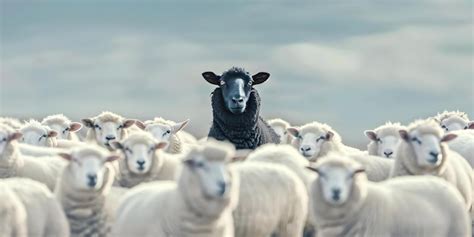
[202,71,221,85]
[399,130,410,141]
[47,130,58,137]
[122,119,136,129]
[105,155,120,162]
[58,153,72,161]
[135,120,146,130]
[69,122,82,132]
[441,134,457,142]
[172,119,189,133]
[8,132,22,141]
[155,141,168,150]
[325,131,334,140]
[82,118,94,128]
[468,121,474,129]
[306,166,320,174]
[252,72,270,85]
[364,130,378,141]
[286,127,300,138]
[110,141,123,150]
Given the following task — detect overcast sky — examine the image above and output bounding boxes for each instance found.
[1,0,472,146]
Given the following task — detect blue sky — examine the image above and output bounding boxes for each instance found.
[1,0,472,146]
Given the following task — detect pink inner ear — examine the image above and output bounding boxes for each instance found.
[123,120,136,128]
[135,120,146,130]
[286,128,299,137]
[441,134,457,142]
[106,155,120,162]
[69,123,82,132]
[48,130,58,137]
[173,120,189,132]
[469,122,474,129]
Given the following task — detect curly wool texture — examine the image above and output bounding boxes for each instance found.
[113,142,239,237]
[56,163,115,237]
[232,162,308,237]
[0,183,28,237]
[209,88,280,150]
[366,122,405,156]
[2,178,70,237]
[310,156,470,237]
[391,120,473,211]
[115,133,181,188]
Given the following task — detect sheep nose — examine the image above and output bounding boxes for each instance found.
[137,160,145,169]
[429,151,439,162]
[232,96,244,103]
[332,188,341,201]
[105,135,116,141]
[383,150,393,157]
[300,146,311,152]
[217,181,227,196]
[87,174,97,187]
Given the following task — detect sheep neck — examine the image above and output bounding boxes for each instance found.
[0,142,23,178]
[58,164,114,236]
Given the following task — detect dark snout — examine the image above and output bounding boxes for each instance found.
[87,173,97,187]
[137,160,145,170]
[428,151,440,163]
[332,188,341,201]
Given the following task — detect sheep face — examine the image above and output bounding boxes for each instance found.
[138,120,188,149]
[271,125,291,144]
[308,163,364,206]
[400,129,457,169]
[439,116,472,132]
[288,128,333,161]
[0,127,21,156]
[59,149,119,190]
[19,125,57,147]
[43,121,82,140]
[202,67,270,114]
[365,131,400,158]
[184,152,233,199]
[82,118,135,148]
[112,137,168,174]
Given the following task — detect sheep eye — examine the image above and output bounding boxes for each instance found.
[441,125,448,131]
[125,147,133,154]
[411,137,422,145]
[316,136,325,142]
[219,81,225,86]
[464,126,468,129]
[195,162,204,168]
[166,130,171,134]
[377,138,383,144]
[117,125,123,130]
[94,124,101,130]
[297,135,303,140]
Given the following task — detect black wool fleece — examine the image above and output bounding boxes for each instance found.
[208,87,280,149]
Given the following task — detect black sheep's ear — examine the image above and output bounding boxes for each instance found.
[252,72,270,85]
[202,71,221,85]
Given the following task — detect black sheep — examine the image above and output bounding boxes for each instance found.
[202,67,280,150]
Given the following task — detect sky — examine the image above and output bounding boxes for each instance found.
[0,0,473,147]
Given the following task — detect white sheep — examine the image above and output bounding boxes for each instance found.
[267,118,293,144]
[245,143,316,236]
[19,119,59,147]
[0,182,28,237]
[110,131,182,188]
[392,119,474,212]
[0,124,66,191]
[445,129,474,168]
[42,114,82,141]
[433,110,474,132]
[1,178,70,237]
[288,121,393,182]
[306,154,471,237]
[364,122,406,159]
[113,139,239,237]
[232,162,308,237]
[81,111,136,150]
[55,144,122,237]
[135,117,192,154]
[0,117,23,130]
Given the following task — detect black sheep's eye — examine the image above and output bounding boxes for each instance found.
[219,80,225,86]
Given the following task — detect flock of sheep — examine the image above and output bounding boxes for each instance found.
[0,67,473,237]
